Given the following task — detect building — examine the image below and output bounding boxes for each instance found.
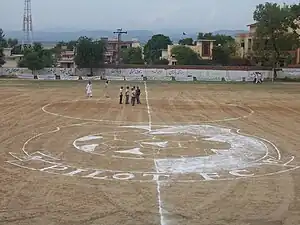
[58,38,141,68]
[235,23,256,58]
[57,47,75,68]
[165,39,215,65]
[235,23,300,64]
[101,38,140,64]
[1,48,23,68]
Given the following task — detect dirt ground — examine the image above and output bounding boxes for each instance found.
[0,79,300,225]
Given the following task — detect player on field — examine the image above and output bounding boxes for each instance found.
[104,80,109,98]
[119,86,124,104]
[136,86,141,104]
[125,86,130,104]
[131,87,136,106]
[86,80,92,98]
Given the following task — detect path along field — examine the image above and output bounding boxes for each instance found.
[0,79,300,225]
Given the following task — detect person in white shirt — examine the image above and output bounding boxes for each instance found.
[104,80,109,98]
[131,87,136,106]
[86,80,92,98]
[119,86,123,104]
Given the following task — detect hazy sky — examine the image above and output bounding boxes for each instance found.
[1,0,299,31]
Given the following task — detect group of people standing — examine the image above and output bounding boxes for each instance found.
[85,81,141,106]
[119,86,141,106]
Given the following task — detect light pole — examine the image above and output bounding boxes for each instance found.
[113,28,127,65]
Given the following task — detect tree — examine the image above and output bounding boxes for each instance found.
[153,58,169,65]
[253,2,300,67]
[212,45,230,65]
[11,45,22,54]
[197,32,213,40]
[0,48,5,67]
[66,41,77,50]
[20,52,45,74]
[171,45,201,65]
[0,29,8,48]
[74,36,106,75]
[18,43,54,69]
[7,38,18,48]
[32,42,43,52]
[143,34,172,64]
[178,38,193,45]
[197,32,234,46]
[121,47,144,64]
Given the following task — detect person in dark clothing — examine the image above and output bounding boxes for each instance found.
[125,86,130,104]
[119,86,123,104]
[131,87,136,106]
[136,86,141,104]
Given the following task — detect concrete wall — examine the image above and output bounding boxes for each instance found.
[0,67,273,82]
[278,68,300,79]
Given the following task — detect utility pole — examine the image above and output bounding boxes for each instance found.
[113,28,127,64]
[22,0,33,50]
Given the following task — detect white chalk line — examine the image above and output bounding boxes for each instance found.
[41,100,254,125]
[20,122,91,156]
[144,81,152,131]
[7,121,299,184]
[144,81,165,225]
[13,120,297,178]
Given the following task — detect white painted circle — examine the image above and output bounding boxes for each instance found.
[112,173,135,180]
[41,99,254,124]
[9,123,299,183]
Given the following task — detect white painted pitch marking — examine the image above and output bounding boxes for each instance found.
[22,122,91,156]
[76,135,102,142]
[144,81,165,225]
[142,141,168,148]
[41,100,254,125]
[22,127,60,156]
[144,81,152,131]
[284,156,295,166]
[115,148,143,155]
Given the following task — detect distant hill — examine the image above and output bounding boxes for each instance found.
[4,29,248,45]
[212,30,248,36]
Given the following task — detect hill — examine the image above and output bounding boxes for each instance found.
[4,29,247,45]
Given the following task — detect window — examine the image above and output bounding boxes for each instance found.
[202,42,210,56]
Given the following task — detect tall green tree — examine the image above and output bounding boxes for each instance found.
[171,45,201,65]
[20,52,45,74]
[121,47,144,64]
[32,42,43,52]
[74,36,106,75]
[0,29,8,48]
[178,38,193,45]
[18,43,54,69]
[197,32,234,46]
[66,40,77,50]
[0,48,5,67]
[212,45,230,65]
[253,2,300,67]
[7,38,18,48]
[143,34,172,64]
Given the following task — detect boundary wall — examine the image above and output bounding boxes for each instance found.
[0,67,274,82]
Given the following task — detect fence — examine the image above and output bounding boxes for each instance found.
[0,67,274,82]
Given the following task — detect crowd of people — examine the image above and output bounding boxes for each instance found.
[85,80,141,106]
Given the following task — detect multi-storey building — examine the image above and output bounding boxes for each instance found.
[101,37,140,64]
[235,23,300,64]
[57,48,75,68]
[57,38,141,68]
[235,23,256,58]
[162,39,215,65]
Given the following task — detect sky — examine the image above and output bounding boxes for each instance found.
[1,0,299,32]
